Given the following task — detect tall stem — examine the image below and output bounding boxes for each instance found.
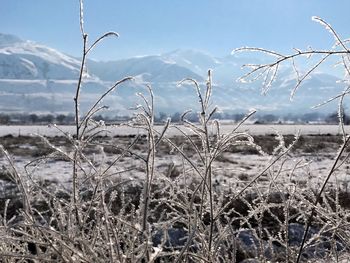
[72,16,88,229]
[296,135,350,263]
[74,34,88,139]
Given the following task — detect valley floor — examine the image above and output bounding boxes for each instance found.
[1,129,349,191]
[0,123,349,137]
[1,126,350,262]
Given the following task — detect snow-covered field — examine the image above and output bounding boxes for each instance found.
[0,124,348,137]
[1,126,348,191]
[1,124,350,262]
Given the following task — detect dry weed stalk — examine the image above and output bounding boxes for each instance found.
[234,16,350,263]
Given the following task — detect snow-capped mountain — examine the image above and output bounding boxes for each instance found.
[161,49,221,76]
[0,33,83,80]
[87,55,202,83]
[0,33,346,117]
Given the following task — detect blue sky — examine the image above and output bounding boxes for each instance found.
[1,1,349,61]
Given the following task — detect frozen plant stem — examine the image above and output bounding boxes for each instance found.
[179,70,216,256]
[71,0,123,232]
[139,85,156,234]
[296,135,350,263]
[71,1,88,229]
[141,116,156,233]
[74,33,87,140]
[235,16,350,263]
[203,72,215,253]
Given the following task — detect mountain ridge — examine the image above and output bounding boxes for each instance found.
[0,33,345,116]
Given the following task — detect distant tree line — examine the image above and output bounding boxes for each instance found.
[0,113,130,125]
[0,113,74,125]
[157,111,350,124]
[0,111,348,125]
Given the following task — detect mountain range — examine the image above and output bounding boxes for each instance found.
[0,33,346,118]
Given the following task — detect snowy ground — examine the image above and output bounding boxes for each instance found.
[0,123,349,137]
[1,126,349,193]
[1,126,350,262]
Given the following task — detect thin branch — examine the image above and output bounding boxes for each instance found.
[86,32,119,54]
